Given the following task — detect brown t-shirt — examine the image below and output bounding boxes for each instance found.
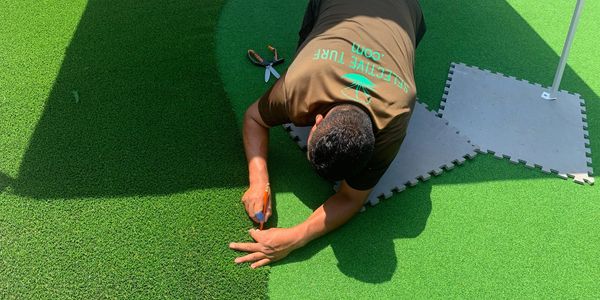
[258,0,425,190]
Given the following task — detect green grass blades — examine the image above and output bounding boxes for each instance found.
[0,0,268,298]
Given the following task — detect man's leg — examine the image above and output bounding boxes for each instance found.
[414,1,426,48]
[297,0,321,50]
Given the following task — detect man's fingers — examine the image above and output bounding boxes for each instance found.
[229,242,261,253]
[244,199,250,214]
[242,199,254,220]
[251,258,271,269]
[234,252,266,264]
[242,200,260,223]
[248,228,265,242]
[264,198,272,222]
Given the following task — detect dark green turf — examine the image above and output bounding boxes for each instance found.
[217,0,600,298]
[0,0,268,298]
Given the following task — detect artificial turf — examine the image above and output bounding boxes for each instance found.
[0,0,268,298]
[1,0,599,299]
[217,0,600,298]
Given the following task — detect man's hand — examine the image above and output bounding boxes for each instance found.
[241,185,272,223]
[229,227,304,269]
[231,182,370,268]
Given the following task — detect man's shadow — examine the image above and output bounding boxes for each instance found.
[288,185,432,284]
[267,140,549,283]
[263,128,432,283]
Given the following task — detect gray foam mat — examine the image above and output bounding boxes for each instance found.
[284,101,478,205]
[439,62,594,184]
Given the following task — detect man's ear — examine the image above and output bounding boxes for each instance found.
[307,114,324,154]
[310,114,323,136]
[315,114,324,125]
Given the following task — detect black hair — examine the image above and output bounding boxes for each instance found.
[307,104,375,182]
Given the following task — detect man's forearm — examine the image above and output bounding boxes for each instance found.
[292,189,366,248]
[243,103,270,186]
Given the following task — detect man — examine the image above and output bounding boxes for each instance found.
[229,0,426,268]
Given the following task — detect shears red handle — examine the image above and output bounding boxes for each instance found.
[247,45,284,67]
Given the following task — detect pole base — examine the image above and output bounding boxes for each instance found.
[541,91,557,100]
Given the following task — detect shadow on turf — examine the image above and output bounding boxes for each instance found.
[13,1,248,199]
[268,0,598,283]
[263,126,432,283]
[274,182,432,284]
[272,153,558,283]
[0,172,13,194]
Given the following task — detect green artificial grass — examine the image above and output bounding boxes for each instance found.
[0,0,268,298]
[1,0,599,298]
[217,0,600,298]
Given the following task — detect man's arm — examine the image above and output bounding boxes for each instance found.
[230,180,371,268]
[241,100,272,223]
[294,181,371,247]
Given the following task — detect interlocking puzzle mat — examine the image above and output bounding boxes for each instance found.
[284,101,478,205]
[439,63,594,184]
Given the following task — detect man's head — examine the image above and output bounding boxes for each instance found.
[307,104,375,182]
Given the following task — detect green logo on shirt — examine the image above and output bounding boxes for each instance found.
[313,41,410,103]
[351,42,384,62]
[341,73,376,104]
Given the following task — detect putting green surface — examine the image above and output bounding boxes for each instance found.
[0,0,598,299]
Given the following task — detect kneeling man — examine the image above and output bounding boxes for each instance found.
[230,0,426,268]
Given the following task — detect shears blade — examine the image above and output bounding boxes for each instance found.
[264,66,271,82]
[264,64,280,82]
[270,65,280,79]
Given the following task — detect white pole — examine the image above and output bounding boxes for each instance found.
[541,0,585,100]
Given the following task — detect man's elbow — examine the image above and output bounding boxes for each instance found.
[245,103,273,130]
[337,181,371,207]
[336,191,367,209]
[243,105,254,123]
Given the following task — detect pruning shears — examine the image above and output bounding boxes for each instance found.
[247,45,284,82]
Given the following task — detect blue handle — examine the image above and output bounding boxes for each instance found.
[255,211,264,222]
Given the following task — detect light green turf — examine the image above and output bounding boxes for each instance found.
[0,0,268,298]
[217,0,600,298]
